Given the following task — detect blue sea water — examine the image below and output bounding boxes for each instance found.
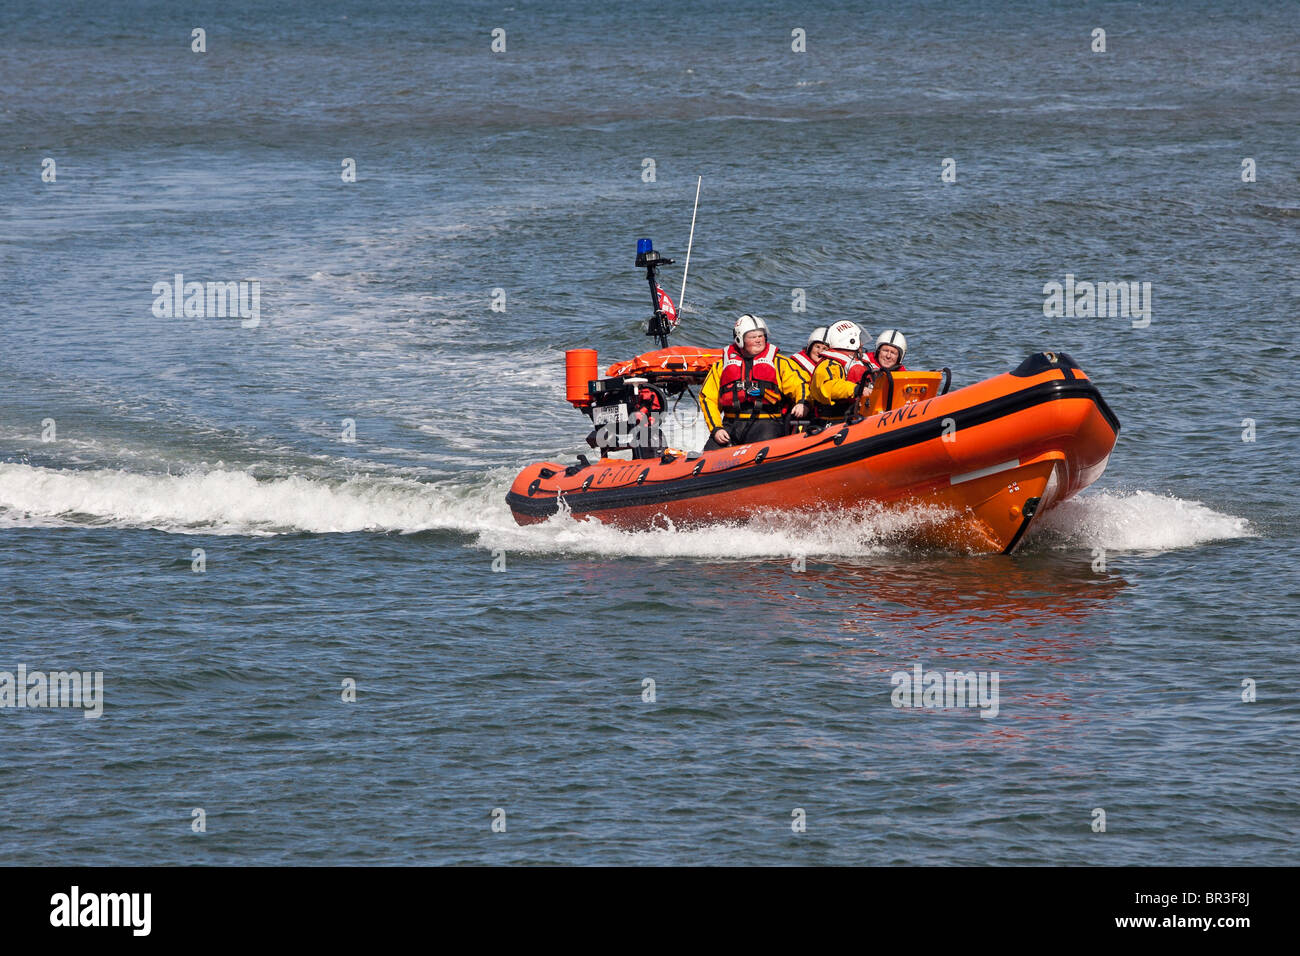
[1,0,1297,864]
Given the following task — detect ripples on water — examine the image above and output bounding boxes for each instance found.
[1,0,1296,864]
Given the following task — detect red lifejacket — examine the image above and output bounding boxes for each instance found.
[716,343,787,416]
[820,348,871,383]
[813,349,877,418]
[790,349,817,377]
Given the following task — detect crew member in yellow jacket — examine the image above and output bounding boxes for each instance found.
[700,314,809,450]
[809,320,877,420]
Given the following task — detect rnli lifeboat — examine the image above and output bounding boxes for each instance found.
[506,238,1120,553]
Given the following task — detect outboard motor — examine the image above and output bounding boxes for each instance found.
[586,376,668,459]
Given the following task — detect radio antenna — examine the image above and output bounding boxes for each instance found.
[678,177,702,314]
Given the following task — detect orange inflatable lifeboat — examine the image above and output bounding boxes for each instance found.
[509,236,1118,552]
[508,349,1119,554]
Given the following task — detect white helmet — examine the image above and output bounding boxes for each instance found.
[875,329,908,363]
[733,314,770,349]
[806,326,828,349]
[825,320,863,352]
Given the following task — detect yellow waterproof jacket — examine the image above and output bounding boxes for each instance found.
[788,351,818,386]
[700,352,808,431]
[810,358,863,414]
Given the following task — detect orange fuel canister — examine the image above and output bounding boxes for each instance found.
[565,349,598,406]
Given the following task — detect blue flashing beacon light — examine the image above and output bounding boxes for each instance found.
[635,237,657,268]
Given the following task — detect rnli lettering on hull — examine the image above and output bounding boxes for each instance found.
[876,398,934,429]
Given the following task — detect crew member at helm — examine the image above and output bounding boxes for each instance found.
[809,320,876,420]
[700,314,809,449]
[789,327,828,383]
[872,329,908,372]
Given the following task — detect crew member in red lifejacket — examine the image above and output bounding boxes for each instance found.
[699,314,809,450]
[871,329,908,372]
[809,320,877,420]
[789,327,828,384]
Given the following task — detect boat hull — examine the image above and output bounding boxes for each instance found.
[507,356,1119,554]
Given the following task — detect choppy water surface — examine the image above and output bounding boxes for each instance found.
[1,0,1297,864]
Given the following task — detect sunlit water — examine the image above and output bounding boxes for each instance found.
[1,0,1296,864]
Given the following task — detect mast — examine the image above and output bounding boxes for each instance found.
[636,238,675,349]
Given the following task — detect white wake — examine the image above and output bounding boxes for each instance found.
[0,463,1253,557]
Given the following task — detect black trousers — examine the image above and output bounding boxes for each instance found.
[703,417,787,451]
